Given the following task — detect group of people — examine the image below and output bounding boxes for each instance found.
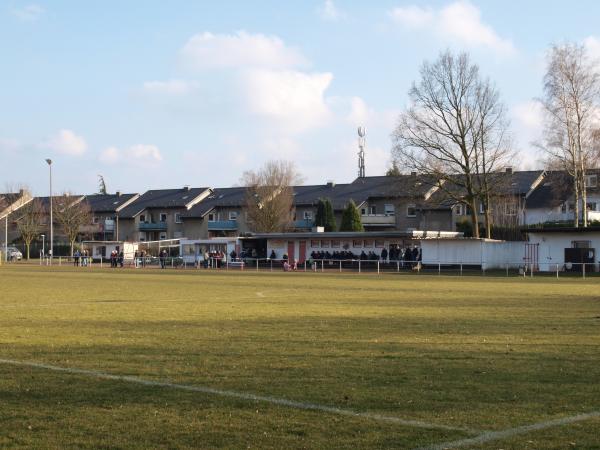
[73,249,90,266]
[109,249,124,268]
[307,246,422,263]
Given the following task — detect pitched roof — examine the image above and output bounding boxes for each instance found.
[119,187,210,218]
[84,193,139,213]
[183,187,247,218]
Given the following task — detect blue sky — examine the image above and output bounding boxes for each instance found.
[2,0,600,195]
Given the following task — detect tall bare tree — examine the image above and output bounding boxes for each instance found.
[16,198,44,260]
[392,51,513,238]
[53,194,92,256]
[540,43,600,227]
[241,160,303,233]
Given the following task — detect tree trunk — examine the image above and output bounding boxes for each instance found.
[484,194,492,239]
[581,170,588,227]
[70,241,74,258]
[469,197,480,238]
[26,243,30,260]
[573,175,580,228]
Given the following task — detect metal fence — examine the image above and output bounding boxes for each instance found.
[8,256,598,278]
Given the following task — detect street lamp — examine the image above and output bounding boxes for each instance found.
[45,159,53,264]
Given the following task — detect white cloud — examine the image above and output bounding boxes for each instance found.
[99,144,162,167]
[240,69,333,133]
[346,97,374,126]
[583,36,600,61]
[179,31,308,71]
[12,4,44,21]
[389,1,515,55]
[389,5,433,28]
[513,100,544,131]
[317,0,344,21]
[43,129,87,156]
[142,79,199,95]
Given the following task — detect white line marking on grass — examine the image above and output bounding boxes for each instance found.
[0,358,474,434]
[416,410,600,450]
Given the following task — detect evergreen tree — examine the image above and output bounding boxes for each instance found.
[314,198,326,227]
[386,161,401,176]
[98,175,108,195]
[323,198,337,231]
[339,200,364,232]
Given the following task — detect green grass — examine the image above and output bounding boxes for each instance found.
[0,265,599,449]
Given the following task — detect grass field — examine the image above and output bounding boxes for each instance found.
[1,265,599,449]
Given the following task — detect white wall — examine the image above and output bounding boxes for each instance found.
[527,231,600,271]
[421,239,525,269]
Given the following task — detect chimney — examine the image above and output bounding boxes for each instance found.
[326,181,336,188]
[116,191,121,197]
[505,167,513,174]
[183,185,191,191]
[410,171,417,176]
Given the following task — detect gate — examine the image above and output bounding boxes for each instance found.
[524,243,539,270]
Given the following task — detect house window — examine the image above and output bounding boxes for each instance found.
[310,240,320,248]
[208,213,216,222]
[587,202,597,211]
[561,203,567,214]
[140,214,146,223]
[406,204,416,217]
[363,240,373,248]
[159,232,167,240]
[175,213,182,223]
[92,216,99,224]
[369,205,376,214]
[585,174,597,188]
[572,240,591,248]
[454,205,463,216]
[353,240,362,248]
[321,240,330,248]
[384,204,395,216]
[160,213,167,222]
[331,240,340,248]
[303,211,313,220]
[361,208,366,215]
[479,202,485,214]
[505,203,517,216]
[375,240,385,248]
[229,211,238,220]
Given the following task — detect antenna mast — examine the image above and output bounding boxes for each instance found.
[357,126,366,178]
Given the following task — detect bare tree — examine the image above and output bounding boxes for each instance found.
[392,51,513,238]
[241,160,303,233]
[53,193,92,256]
[540,43,600,227]
[16,198,44,260]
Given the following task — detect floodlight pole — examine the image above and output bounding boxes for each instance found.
[46,159,53,264]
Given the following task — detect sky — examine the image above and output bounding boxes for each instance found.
[2,0,600,196]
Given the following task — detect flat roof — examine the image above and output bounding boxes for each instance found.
[524,227,600,233]
[241,230,462,240]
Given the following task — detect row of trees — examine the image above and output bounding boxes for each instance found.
[12,194,91,259]
[392,44,600,235]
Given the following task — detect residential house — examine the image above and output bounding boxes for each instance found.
[85,192,140,241]
[118,187,211,241]
[524,170,600,225]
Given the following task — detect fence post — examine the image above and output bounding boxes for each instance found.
[339,260,342,273]
[556,263,559,279]
[583,263,586,279]
[397,261,399,273]
[270,259,273,272]
[321,260,324,272]
[304,261,307,272]
[460,264,463,276]
[59,257,62,266]
[530,263,534,278]
[438,263,441,275]
[506,264,509,277]
[359,259,361,273]
[256,259,259,272]
[377,260,380,274]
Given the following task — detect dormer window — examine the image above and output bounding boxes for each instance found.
[585,174,597,188]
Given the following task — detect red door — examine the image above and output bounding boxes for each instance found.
[287,241,295,262]
[298,241,306,263]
